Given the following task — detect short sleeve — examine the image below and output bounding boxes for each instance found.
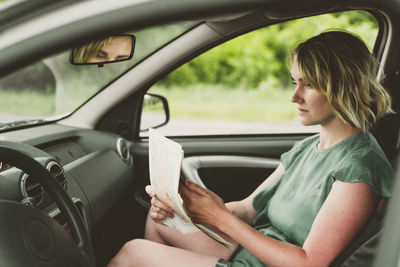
[331,151,394,198]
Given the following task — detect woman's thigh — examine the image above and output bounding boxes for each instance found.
[108,239,221,267]
[145,213,237,260]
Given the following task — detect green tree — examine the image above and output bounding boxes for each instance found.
[160,11,378,90]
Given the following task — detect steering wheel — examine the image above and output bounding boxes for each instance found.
[0,141,95,267]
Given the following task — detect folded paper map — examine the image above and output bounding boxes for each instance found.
[148,128,234,248]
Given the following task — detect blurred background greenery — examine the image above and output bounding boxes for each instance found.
[149,11,378,122]
[160,11,377,90]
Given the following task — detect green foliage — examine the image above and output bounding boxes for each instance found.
[160,11,378,90]
[0,90,55,115]
[151,84,297,121]
[0,62,56,92]
[0,22,197,117]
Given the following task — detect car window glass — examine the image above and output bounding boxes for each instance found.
[141,11,379,137]
[0,22,197,125]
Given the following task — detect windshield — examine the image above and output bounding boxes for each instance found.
[0,21,197,129]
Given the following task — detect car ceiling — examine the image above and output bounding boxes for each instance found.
[0,0,81,31]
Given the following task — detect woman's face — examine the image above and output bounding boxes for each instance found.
[87,36,132,63]
[290,62,334,126]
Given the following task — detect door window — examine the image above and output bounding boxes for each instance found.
[141,11,379,136]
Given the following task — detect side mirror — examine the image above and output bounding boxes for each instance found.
[140,93,170,132]
[70,34,135,67]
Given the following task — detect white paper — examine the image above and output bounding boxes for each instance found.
[148,128,234,248]
[149,128,197,233]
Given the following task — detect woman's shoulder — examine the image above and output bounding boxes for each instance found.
[333,132,394,198]
[349,132,389,160]
[336,132,392,172]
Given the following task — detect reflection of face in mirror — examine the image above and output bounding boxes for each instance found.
[73,35,134,64]
[86,36,132,63]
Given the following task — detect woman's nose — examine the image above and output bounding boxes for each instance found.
[291,86,303,103]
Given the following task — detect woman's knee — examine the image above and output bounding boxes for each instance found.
[108,239,149,267]
[123,239,144,250]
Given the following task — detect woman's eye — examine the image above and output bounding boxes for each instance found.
[96,54,107,59]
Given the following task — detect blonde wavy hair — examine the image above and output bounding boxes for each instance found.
[291,31,393,131]
[73,37,112,63]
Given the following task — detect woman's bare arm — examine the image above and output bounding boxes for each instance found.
[181,179,380,267]
[147,163,285,225]
[224,163,285,224]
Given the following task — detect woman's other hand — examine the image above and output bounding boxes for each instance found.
[179,180,230,230]
[145,185,175,223]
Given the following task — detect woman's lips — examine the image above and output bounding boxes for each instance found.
[298,108,308,115]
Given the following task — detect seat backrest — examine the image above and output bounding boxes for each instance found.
[329,210,385,267]
[336,229,383,267]
[370,70,400,162]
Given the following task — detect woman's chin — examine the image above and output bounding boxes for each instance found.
[299,118,311,126]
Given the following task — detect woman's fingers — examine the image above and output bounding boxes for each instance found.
[146,185,175,219]
[145,188,175,220]
[145,185,155,197]
[150,208,167,221]
[179,180,190,196]
[146,184,173,211]
[150,205,172,218]
[179,179,227,227]
[151,197,172,212]
[184,179,208,195]
[179,181,194,207]
[149,199,175,220]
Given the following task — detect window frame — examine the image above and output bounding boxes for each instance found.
[136,10,386,140]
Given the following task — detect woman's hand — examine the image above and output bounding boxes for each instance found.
[145,185,175,224]
[179,180,231,230]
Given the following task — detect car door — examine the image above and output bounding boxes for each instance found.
[87,7,394,267]
[132,132,305,203]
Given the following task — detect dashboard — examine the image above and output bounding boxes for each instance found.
[0,123,135,232]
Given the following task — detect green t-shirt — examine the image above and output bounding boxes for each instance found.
[231,132,393,267]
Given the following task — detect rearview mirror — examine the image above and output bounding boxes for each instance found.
[70,34,135,66]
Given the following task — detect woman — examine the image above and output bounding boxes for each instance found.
[108,31,394,267]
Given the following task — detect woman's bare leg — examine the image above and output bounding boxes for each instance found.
[107,239,221,267]
[144,212,237,259]
[107,211,238,267]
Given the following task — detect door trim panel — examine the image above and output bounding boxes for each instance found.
[182,155,280,187]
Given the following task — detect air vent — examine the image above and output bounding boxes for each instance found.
[21,174,44,206]
[116,138,132,165]
[47,161,67,190]
[20,161,66,207]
